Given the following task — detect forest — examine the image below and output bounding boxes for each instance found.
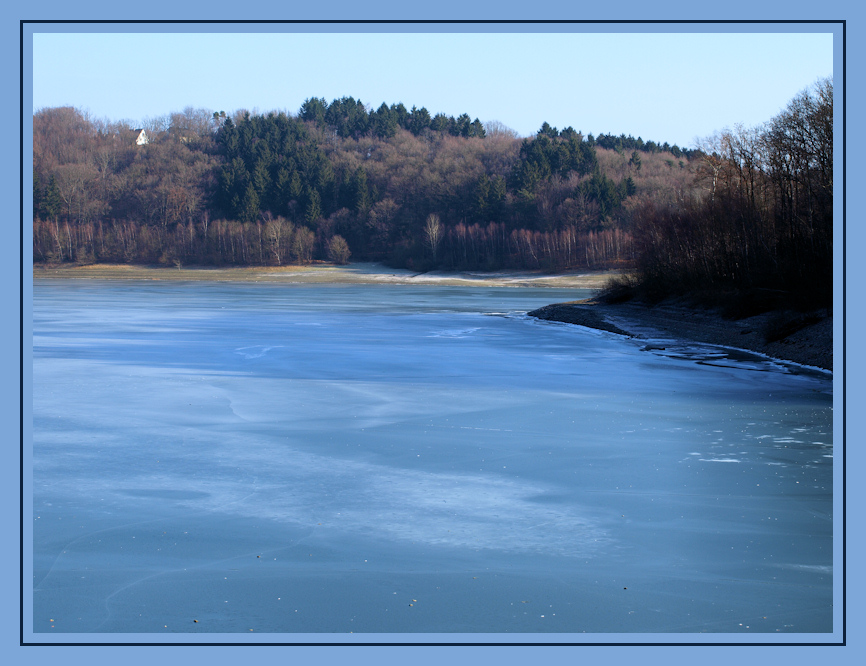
[32,80,832,309]
[625,78,833,311]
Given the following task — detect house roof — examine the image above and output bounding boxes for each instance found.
[128,128,149,144]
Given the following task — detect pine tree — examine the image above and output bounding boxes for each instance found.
[353,168,371,218]
[409,106,431,135]
[299,97,327,125]
[33,168,42,219]
[473,174,491,221]
[489,175,507,219]
[538,122,559,139]
[43,175,63,220]
[305,187,322,226]
[372,103,398,138]
[241,183,260,223]
[456,113,472,137]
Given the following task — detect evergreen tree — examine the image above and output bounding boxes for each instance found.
[289,171,303,201]
[325,96,370,138]
[431,113,450,133]
[337,169,355,211]
[409,106,431,135]
[538,122,559,139]
[305,187,322,225]
[469,118,486,138]
[372,103,398,138]
[253,159,271,197]
[489,175,507,219]
[456,113,472,137]
[353,168,371,218]
[218,157,248,216]
[473,174,491,221]
[44,175,63,220]
[565,135,597,175]
[390,103,409,130]
[275,168,292,206]
[560,126,580,141]
[300,97,327,125]
[241,183,260,223]
[33,168,42,219]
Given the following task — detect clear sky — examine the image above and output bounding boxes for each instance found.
[32,29,833,149]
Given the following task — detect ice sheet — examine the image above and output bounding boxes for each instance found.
[32,280,833,634]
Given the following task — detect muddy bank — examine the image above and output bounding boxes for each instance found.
[529,299,833,371]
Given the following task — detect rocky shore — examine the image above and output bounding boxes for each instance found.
[529,299,833,372]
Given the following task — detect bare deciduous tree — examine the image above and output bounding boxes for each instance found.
[327,234,351,264]
[424,213,442,259]
[483,120,520,139]
[292,226,315,264]
[264,214,287,265]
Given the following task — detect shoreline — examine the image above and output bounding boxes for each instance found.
[33,262,831,371]
[529,299,833,372]
[32,262,619,289]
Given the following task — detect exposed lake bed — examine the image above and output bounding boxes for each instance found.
[530,299,833,372]
[31,270,833,636]
[32,261,619,289]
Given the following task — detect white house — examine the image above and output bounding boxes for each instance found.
[131,129,149,145]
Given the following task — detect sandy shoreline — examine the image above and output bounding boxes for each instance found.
[529,299,833,372]
[33,262,618,289]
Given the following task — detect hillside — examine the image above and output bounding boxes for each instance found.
[33,80,832,315]
[32,99,698,273]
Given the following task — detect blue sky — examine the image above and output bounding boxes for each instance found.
[32,29,833,148]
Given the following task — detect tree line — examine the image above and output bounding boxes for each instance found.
[33,82,832,310]
[625,77,833,311]
[33,95,698,272]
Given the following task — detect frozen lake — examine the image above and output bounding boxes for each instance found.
[31,280,833,636]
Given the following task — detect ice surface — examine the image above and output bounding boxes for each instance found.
[31,280,833,635]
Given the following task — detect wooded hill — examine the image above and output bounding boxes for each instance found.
[33,80,832,311]
[32,97,697,273]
